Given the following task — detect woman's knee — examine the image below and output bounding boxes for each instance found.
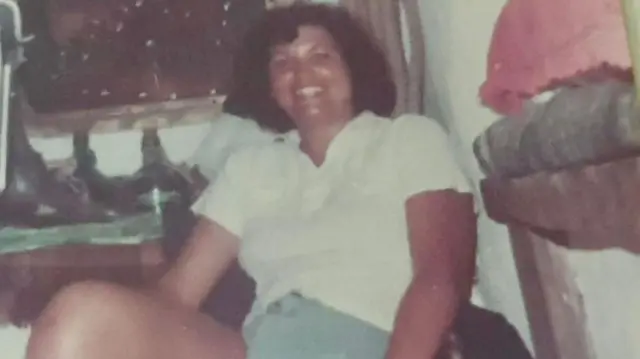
[27,280,142,359]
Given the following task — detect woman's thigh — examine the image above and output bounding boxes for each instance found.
[244,295,389,359]
[26,281,245,359]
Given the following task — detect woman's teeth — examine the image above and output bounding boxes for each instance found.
[296,86,322,97]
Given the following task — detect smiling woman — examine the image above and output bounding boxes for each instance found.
[223,4,395,133]
[24,4,491,359]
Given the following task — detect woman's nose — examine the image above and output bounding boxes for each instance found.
[292,61,317,87]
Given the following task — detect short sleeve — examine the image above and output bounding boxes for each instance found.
[188,113,274,181]
[391,115,472,199]
[190,150,253,238]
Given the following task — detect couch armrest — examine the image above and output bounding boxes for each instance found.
[482,155,640,254]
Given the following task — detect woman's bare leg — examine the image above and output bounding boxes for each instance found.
[26,281,246,359]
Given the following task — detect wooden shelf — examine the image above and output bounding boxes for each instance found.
[23,96,223,139]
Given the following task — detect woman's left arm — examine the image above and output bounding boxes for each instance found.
[385,189,477,359]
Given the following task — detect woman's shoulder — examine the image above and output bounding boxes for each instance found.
[389,113,447,136]
[357,111,446,137]
[381,114,472,196]
[372,113,450,151]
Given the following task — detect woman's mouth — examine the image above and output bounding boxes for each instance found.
[295,86,323,98]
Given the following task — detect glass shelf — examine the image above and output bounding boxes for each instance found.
[0,211,163,254]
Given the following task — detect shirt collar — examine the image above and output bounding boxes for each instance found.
[277,111,384,171]
[280,111,378,144]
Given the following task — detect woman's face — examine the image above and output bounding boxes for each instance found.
[269,25,353,130]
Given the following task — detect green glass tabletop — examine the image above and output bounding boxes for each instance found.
[0,212,163,255]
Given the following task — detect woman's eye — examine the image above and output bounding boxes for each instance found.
[270,56,289,70]
[311,51,331,60]
[270,56,284,64]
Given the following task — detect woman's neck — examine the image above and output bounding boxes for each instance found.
[298,122,346,167]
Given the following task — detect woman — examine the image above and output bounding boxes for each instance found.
[25,4,477,359]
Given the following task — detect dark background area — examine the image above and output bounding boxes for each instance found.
[15,0,264,115]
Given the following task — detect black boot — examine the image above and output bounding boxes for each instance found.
[0,91,123,228]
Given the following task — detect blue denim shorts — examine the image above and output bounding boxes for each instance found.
[242,293,390,359]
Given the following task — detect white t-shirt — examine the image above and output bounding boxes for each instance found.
[191,111,472,331]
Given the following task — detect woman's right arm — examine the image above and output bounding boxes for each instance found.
[152,217,240,310]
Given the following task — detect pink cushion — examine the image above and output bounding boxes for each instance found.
[480,0,633,115]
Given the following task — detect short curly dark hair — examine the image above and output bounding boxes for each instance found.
[222,3,397,133]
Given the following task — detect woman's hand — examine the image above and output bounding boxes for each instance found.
[154,218,240,309]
